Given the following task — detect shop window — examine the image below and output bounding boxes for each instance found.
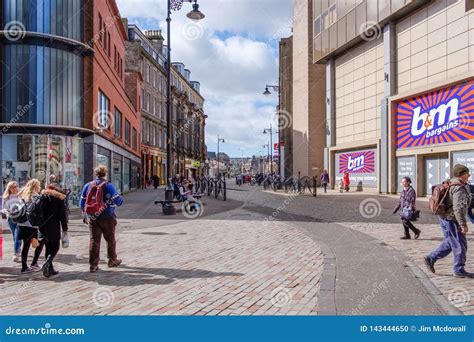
[125,119,131,146]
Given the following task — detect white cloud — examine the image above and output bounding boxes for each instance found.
[117,0,292,157]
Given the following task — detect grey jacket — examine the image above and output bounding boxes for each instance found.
[445,177,470,227]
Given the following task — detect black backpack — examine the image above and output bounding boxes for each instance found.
[10,199,27,224]
[25,194,46,227]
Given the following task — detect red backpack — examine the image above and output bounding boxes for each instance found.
[84,181,107,216]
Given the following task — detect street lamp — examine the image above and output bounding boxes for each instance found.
[262,84,282,176]
[262,143,270,174]
[217,135,225,176]
[238,148,245,174]
[263,125,273,174]
[263,84,279,97]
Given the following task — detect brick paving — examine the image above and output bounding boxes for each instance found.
[227,185,474,315]
[0,207,323,315]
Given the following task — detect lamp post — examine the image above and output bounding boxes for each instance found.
[262,143,270,174]
[166,0,205,185]
[263,125,273,174]
[217,135,225,176]
[262,84,281,177]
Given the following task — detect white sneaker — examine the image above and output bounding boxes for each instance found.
[12,255,21,263]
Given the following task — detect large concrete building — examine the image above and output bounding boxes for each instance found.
[292,0,327,178]
[306,0,474,195]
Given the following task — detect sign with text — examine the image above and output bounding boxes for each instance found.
[396,80,474,149]
[452,150,474,183]
[397,156,416,192]
[335,149,377,188]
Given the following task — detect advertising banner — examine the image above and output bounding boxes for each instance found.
[335,149,377,188]
[396,80,474,149]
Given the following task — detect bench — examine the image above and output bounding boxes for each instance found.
[154,194,205,207]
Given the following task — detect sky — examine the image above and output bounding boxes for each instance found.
[116,0,293,158]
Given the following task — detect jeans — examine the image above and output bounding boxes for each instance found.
[322,182,328,193]
[428,218,467,273]
[7,218,21,255]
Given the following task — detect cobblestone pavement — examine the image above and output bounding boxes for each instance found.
[226,185,474,315]
[0,202,324,315]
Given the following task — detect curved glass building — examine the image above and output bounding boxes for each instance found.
[0,0,92,206]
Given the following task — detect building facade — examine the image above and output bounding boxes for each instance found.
[293,0,327,178]
[83,0,142,193]
[310,0,474,194]
[279,36,294,178]
[171,62,206,179]
[0,0,92,207]
[126,26,168,186]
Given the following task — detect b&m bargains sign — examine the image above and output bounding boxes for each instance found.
[338,150,375,174]
[397,81,474,149]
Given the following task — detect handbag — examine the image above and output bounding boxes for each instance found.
[400,206,420,221]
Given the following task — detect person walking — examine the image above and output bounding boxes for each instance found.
[320,169,330,193]
[80,165,123,273]
[16,179,41,274]
[393,176,420,240]
[33,183,68,278]
[343,171,350,192]
[2,181,22,262]
[424,164,473,278]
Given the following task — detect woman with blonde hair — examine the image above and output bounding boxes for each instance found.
[2,181,22,262]
[17,179,42,273]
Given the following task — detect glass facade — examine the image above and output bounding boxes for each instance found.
[1,44,83,127]
[2,134,84,207]
[2,0,82,41]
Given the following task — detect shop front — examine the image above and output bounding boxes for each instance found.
[392,77,474,196]
[141,146,166,186]
[334,148,378,191]
[1,134,84,208]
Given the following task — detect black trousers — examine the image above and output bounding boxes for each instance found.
[32,239,60,266]
[402,219,420,237]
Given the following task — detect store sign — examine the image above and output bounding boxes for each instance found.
[396,80,474,149]
[397,156,416,192]
[452,150,474,183]
[338,150,375,174]
[335,149,377,188]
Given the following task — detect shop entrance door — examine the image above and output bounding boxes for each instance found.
[425,156,450,196]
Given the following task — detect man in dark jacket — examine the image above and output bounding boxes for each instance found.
[425,164,473,278]
[80,165,123,273]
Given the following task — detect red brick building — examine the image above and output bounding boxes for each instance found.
[83,0,141,192]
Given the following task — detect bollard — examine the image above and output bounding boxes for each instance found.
[163,188,176,216]
[313,176,317,197]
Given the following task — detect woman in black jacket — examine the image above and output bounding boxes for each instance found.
[39,183,68,278]
[393,176,421,240]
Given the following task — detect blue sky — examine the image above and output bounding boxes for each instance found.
[116,0,292,158]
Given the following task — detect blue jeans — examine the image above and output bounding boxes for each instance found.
[428,218,467,273]
[7,218,21,254]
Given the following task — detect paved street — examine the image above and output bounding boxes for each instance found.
[0,185,472,315]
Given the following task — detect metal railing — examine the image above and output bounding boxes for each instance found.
[261,172,318,197]
[194,176,227,201]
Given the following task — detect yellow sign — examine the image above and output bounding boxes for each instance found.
[194,161,201,168]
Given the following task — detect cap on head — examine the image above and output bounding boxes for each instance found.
[453,164,470,177]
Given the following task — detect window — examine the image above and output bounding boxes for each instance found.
[114,108,122,138]
[125,119,131,146]
[132,127,138,149]
[98,14,103,45]
[98,90,110,129]
[107,32,111,57]
[114,45,117,68]
[467,0,474,11]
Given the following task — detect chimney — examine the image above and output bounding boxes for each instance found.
[145,29,164,54]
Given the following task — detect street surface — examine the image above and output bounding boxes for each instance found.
[0,185,472,315]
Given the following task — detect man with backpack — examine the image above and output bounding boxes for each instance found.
[80,165,123,273]
[425,164,473,278]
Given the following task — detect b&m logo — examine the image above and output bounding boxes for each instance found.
[397,81,474,149]
[339,151,375,174]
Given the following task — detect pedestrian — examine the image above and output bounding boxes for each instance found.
[393,176,420,240]
[424,164,473,278]
[80,165,123,273]
[33,183,68,278]
[2,181,22,262]
[151,175,159,189]
[16,179,41,274]
[343,171,350,192]
[320,169,330,193]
